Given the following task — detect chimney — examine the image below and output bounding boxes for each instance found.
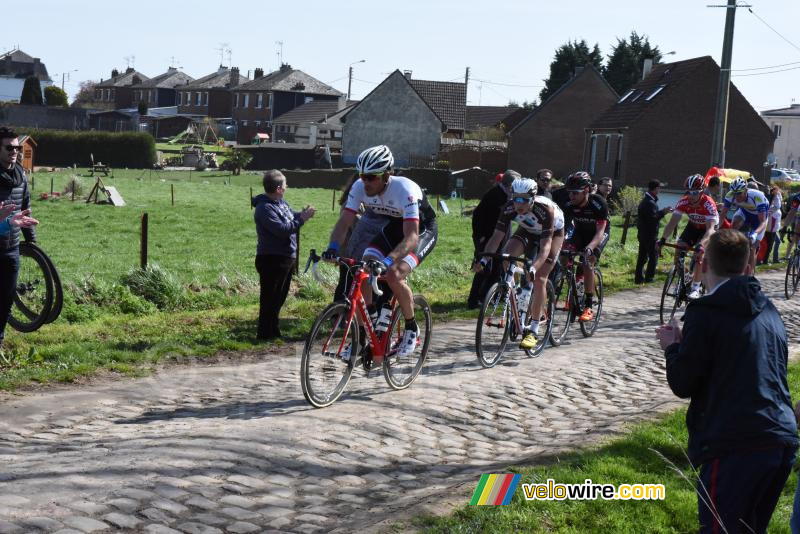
[642,58,654,80]
[132,75,141,85]
[403,70,412,79]
[168,66,177,72]
[111,68,119,78]
[254,68,264,79]
[573,65,585,77]
[125,67,135,74]
[230,67,240,87]
[279,63,291,73]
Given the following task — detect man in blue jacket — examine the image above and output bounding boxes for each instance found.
[253,170,315,340]
[657,228,797,534]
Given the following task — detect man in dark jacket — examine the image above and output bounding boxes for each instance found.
[467,169,516,308]
[657,229,797,534]
[253,170,315,340]
[0,128,35,347]
[535,168,553,200]
[635,180,670,283]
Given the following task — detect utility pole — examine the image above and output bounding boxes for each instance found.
[347,59,365,101]
[709,0,750,167]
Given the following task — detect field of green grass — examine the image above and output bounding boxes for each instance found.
[0,169,716,388]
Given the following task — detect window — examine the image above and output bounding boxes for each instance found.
[604,135,611,162]
[267,93,273,108]
[255,120,260,127]
[256,93,263,108]
[196,92,201,105]
[589,134,598,174]
[645,84,666,101]
[234,93,239,108]
[243,93,250,108]
[617,89,635,103]
[304,96,314,104]
[241,120,248,127]
[203,92,208,105]
[629,90,644,103]
[106,89,111,100]
[773,124,782,138]
[149,90,154,103]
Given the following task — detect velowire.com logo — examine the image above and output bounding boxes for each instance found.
[469,474,522,506]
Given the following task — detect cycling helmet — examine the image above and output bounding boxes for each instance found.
[566,171,592,190]
[729,176,747,194]
[511,177,537,201]
[356,145,394,174]
[685,174,705,191]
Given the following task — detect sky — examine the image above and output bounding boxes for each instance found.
[17,0,800,112]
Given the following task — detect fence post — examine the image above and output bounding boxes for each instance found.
[295,230,300,275]
[171,184,175,206]
[436,195,440,212]
[250,186,253,209]
[50,177,54,195]
[620,211,632,246]
[140,212,148,269]
[332,189,336,211]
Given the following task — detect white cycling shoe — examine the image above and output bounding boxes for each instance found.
[687,288,702,300]
[397,327,420,357]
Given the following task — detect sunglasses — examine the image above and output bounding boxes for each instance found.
[359,172,385,182]
[567,190,584,195]
[687,190,701,196]
[2,145,21,152]
[512,196,531,204]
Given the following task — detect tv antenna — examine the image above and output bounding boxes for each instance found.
[124,55,136,69]
[169,56,182,69]
[275,41,284,64]
[216,43,229,66]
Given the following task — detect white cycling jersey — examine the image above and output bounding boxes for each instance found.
[535,195,565,231]
[344,175,432,222]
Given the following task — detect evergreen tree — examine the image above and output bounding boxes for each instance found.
[138,101,148,116]
[539,40,603,103]
[20,76,43,105]
[44,86,68,107]
[604,31,662,95]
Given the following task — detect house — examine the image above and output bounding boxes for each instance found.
[585,56,774,188]
[507,65,618,180]
[89,109,135,132]
[132,67,194,109]
[93,67,150,110]
[341,70,466,166]
[176,66,249,119]
[466,105,528,134]
[761,103,800,170]
[231,64,343,144]
[307,100,358,150]
[0,49,53,102]
[272,99,343,144]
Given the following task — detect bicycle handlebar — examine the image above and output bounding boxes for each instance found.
[477,252,533,267]
[304,249,384,297]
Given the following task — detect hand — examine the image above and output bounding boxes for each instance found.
[666,206,674,213]
[9,210,37,228]
[472,258,488,273]
[0,201,17,220]
[748,232,758,245]
[322,248,338,261]
[655,317,682,350]
[301,206,316,221]
[694,244,705,255]
[583,247,594,259]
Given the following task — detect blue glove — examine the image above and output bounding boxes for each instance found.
[322,241,339,260]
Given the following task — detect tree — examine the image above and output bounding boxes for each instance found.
[508,100,537,110]
[224,148,252,175]
[604,31,662,95]
[138,101,148,116]
[71,80,97,108]
[44,86,68,107]
[19,76,43,105]
[539,40,603,103]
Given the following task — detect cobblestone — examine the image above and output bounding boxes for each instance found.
[0,271,795,532]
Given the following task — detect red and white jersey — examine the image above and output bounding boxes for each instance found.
[344,175,432,222]
[674,194,719,229]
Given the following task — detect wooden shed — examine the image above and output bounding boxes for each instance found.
[18,135,36,173]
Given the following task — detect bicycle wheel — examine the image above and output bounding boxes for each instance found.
[786,253,799,300]
[549,272,573,346]
[383,294,432,390]
[659,266,681,324]
[580,268,603,337]
[8,243,54,333]
[525,280,556,358]
[475,282,511,368]
[25,243,63,324]
[300,302,356,408]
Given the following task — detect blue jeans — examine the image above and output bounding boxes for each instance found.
[0,246,20,342]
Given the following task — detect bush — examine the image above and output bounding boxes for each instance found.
[44,86,68,107]
[19,129,156,168]
[610,185,641,216]
[63,175,85,197]
[121,264,184,310]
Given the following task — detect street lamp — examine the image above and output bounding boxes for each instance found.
[347,59,365,101]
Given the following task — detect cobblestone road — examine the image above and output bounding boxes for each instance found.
[0,270,797,533]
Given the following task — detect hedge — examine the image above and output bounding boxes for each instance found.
[21,129,156,168]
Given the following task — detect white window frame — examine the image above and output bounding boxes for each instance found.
[604,135,611,162]
[645,85,666,101]
[617,89,635,103]
[256,93,263,108]
[243,93,250,108]
[267,93,273,109]
[234,93,239,108]
[195,92,201,106]
[203,92,208,106]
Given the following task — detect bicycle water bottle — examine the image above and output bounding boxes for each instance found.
[518,284,532,324]
[575,272,585,299]
[375,305,392,333]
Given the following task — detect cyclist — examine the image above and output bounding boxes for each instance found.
[719,176,768,273]
[474,177,563,349]
[324,145,437,357]
[562,171,609,323]
[657,174,718,300]
[780,190,800,259]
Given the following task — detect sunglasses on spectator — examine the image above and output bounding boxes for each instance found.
[512,196,531,204]
[2,145,21,152]
[567,190,584,195]
[359,172,385,182]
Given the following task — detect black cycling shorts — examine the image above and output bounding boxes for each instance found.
[678,224,706,248]
[566,230,609,258]
[363,219,438,269]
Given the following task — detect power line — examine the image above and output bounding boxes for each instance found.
[732,64,800,77]
[352,77,377,84]
[745,5,800,55]
[471,77,543,88]
[730,59,800,72]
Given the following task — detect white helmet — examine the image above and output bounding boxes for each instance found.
[511,177,537,203]
[729,176,747,194]
[356,145,394,174]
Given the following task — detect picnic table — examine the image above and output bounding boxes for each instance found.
[88,163,110,176]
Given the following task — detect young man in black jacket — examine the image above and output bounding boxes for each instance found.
[635,180,670,283]
[657,229,797,534]
[467,170,516,308]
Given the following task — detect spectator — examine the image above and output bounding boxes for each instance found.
[764,183,782,264]
[596,177,613,201]
[252,170,315,340]
[535,168,553,200]
[467,169,517,309]
[0,128,37,350]
[635,180,670,283]
[657,229,798,534]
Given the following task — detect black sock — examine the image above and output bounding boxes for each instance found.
[405,317,417,332]
[585,293,594,308]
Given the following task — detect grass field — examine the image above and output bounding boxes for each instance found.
[419,362,800,534]
[0,168,753,388]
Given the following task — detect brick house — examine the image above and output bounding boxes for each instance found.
[585,56,775,188]
[507,65,618,180]
[341,70,465,166]
[176,66,249,118]
[131,67,194,109]
[93,67,150,110]
[0,49,53,102]
[231,64,343,144]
